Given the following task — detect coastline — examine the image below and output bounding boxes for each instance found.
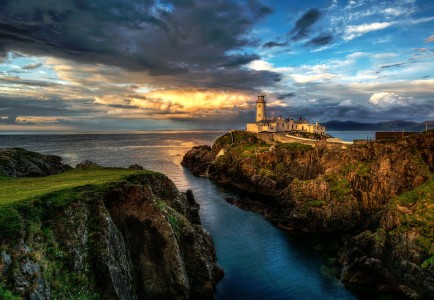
[182,130,434,298]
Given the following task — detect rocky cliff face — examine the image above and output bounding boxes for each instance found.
[0,152,223,299]
[182,130,434,298]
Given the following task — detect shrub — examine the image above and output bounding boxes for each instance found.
[0,207,24,242]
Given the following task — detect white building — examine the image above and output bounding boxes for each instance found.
[246,95,326,135]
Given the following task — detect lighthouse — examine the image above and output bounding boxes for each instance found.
[246,94,326,134]
[256,94,266,122]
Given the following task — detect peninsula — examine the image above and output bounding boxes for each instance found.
[182,128,434,298]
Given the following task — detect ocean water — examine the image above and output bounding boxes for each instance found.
[328,131,375,142]
[0,131,365,299]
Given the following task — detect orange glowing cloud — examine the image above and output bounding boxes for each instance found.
[142,89,253,111]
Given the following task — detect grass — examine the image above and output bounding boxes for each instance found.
[0,285,21,300]
[398,174,433,206]
[225,143,271,158]
[275,142,313,152]
[308,200,325,207]
[0,167,154,207]
[340,162,371,177]
[326,175,352,201]
[0,167,156,244]
[388,174,434,266]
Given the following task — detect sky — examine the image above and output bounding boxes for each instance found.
[0,0,434,132]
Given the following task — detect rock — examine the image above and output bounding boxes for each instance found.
[75,160,99,168]
[5,244,51,300]
[0,148,71,177]
[181,145,213,176]
[1,251,11,275]
[128,164,144,170]
[103,178,223,299]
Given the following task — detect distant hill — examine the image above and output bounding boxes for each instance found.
[323,120,434,131]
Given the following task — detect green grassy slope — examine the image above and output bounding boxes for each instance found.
[0,167,156,245]
[0,167,154,206]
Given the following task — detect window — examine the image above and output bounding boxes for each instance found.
[258,114,261,117]
[258,104,261,108]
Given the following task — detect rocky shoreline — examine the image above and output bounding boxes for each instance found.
[0,148,223,299]
[182,130,434,299]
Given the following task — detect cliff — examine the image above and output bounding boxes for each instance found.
[182,130,434,298]
[0,149,223,299]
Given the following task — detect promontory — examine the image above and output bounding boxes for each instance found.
[182,130,434,299]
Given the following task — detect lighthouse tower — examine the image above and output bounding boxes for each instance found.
[256,95,266,122]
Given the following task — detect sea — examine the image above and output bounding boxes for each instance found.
[0,131,377,299]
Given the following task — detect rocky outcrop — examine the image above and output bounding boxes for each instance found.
[0,148,71,177]
[181,145,214,176]
[339,175,434,299]
[182,130,434,298]
[0,151,223,299]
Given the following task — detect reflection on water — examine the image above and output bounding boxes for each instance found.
[0,132,359,299]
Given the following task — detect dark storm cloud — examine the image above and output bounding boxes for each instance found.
[0,95,98,122]
[219,54,260,68]
[276,92,295,100]
[291,9,321,41]
[262,41,289,49]
[305,33,333,47]
[132,67,282,90]
[0,0,276,89]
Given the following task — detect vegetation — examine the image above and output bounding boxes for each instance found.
[0,167,154,206]
[326,175,352,201]
[0,285,21,300]
[390,174,434,267]
[213,130,261,150]
[308,200,324,207]
[340,162,371,177]
[275,142,313,152]
[0,167,156,298]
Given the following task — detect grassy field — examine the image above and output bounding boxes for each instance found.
[0,167,154,206]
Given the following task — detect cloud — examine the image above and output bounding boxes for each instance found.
[306,33,333,46]
[369,92,414,109]
[22,63,42,70]
[291,9,322,41]
[248,60,274,71]
[276,93,295,100]
[0,0,275,89]
[343,22,392,41]
[262,41,289,49]
[425,35,434,43]
[380,63,406,69]
[219,54,260,68]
